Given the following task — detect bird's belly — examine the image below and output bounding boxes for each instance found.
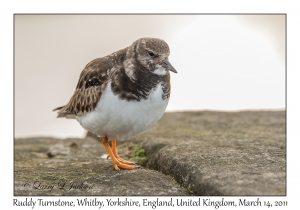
[76,82,169,141]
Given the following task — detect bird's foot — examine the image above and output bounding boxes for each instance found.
[112,160,139,170]
[101,137,141,170]
[107,154,136,165]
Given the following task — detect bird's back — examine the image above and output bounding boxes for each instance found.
[53,48,127,118]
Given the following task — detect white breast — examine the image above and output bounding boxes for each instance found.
[76,81,169,141]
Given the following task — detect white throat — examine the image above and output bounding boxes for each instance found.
[153,64,167,75]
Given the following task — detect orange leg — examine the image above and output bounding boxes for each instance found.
[100,137,136,170]
[111,139,135,165]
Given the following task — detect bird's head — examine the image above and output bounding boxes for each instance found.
[131,37,177,75]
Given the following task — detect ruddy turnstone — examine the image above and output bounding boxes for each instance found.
[53,37,177,170]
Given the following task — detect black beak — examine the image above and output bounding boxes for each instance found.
[161,59,178,73]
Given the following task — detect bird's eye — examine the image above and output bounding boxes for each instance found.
[147,51,155,57]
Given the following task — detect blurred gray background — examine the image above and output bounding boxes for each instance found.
[15,15,285,138]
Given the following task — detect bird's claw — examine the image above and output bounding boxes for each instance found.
[135,164,143,169]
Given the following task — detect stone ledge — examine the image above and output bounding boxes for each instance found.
[14,137,186,196]
[132,111,286,195]
[14,111,286,196]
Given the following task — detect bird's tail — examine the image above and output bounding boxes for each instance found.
[53,106,64,112]
[53,105,75,119]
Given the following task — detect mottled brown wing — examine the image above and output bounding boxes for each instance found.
[54,58,110,118]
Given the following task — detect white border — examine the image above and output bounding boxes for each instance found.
[2,0,299,209]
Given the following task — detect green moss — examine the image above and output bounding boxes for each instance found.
[116,142,147,165]
[134,144,145,156]
[130,144,146,165]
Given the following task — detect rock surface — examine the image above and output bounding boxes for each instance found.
[14,137,186,196]
[14,111,286,196]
